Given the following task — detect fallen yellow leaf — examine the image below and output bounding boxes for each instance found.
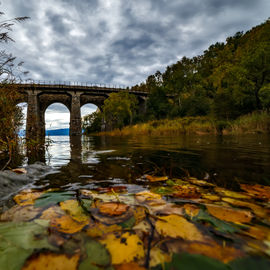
[155,214,204,241]
[184,204,200,218]
[182,241,244,263]
[240,184,270,202]
[135,191,165,206]
[222,197,268,219]
[60,200,89,222]
[22,253,80,270]
[146,175,168,182]
[149,246,171,267]
[241,225,270,241]
[214,187,250,199]
[100,232,145,264]
[86,222,122,238]
[50,215,88,234]
[202,194,220,201]
[13,189,43,206]
[206,205,253,224]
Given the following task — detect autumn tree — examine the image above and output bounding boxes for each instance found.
[0,11,29,168]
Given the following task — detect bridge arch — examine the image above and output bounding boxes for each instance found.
[45,103,70,133]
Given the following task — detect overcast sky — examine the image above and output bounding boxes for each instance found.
[1,0,270,129]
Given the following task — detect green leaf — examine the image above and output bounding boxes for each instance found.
[152,187,174,195]
[119,216,136,229]
[194,210,238,233]
[34,191,74,208]
[79,240,111,270]
[0,222,54,270]
[161,253,229,270]
[230,256,270,270]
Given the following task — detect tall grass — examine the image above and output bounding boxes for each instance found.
[98,111,270,137]
[226,111,270,134]
[99,116,217,136]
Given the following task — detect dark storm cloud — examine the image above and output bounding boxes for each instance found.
[1,0,269,87]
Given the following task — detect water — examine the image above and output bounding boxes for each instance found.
[41,134,270,190]
[1,134,270,269]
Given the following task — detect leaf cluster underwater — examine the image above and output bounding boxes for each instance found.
[0,176,270,269]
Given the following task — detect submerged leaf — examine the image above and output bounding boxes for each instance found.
[100,232,144,265]
[60,200,89,223]
[79,240,110,270]
[214,187,251,199]
[163,253,229,270]
[155,214,204,241]
[206,205,253,224]
[240,184,270,202]
[222,197,268,219]
[50,215,88,234]
[173,185,201,199]
[86,222,122,238]
[34,191,74,208]
[146,175,168,182]
[98,202,129,216]
[0,205,41,222]
[229,256,270,270]
[194,210,238,233]
[14,190,43,206]
[22,253,80,270]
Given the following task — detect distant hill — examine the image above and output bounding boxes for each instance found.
[46,128,69,136]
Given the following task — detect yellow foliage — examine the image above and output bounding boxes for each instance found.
[100,232,145,264]
[60,200,89,223]
[206,205,253,224]
[22,253,80,270]
[13,190,43,206]
[155,215,204,241]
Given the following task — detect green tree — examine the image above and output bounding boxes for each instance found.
[82,111,102,134]
[102,92,138,130]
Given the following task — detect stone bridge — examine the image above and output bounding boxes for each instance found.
[15,81,149,141]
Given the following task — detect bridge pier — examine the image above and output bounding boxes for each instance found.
[26,91,43,141]
[70,93,82,136]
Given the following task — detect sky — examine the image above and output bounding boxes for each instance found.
[2,0,270,129]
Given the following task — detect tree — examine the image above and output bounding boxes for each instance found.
[102,92,138,130]
[82,111,102,134]
[0,11,29,168]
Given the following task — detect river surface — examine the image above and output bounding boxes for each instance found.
[41,134,270,190]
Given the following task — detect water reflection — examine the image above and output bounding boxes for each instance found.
[29,134,270,190]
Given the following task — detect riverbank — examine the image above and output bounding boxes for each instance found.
[98,111,270,136]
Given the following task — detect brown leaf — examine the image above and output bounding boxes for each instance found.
[99,202,129,216]
[12,168,27,174]
[0,205,41,222]
[173,185,201,199]
[206,204,253,224]
[86,222,122,238]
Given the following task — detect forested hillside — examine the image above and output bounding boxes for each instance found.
[132,19,270,121]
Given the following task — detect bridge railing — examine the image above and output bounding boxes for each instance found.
[15,80,150,94]
[17,80,130,90]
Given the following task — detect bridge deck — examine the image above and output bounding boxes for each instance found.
[13,81,149,96]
